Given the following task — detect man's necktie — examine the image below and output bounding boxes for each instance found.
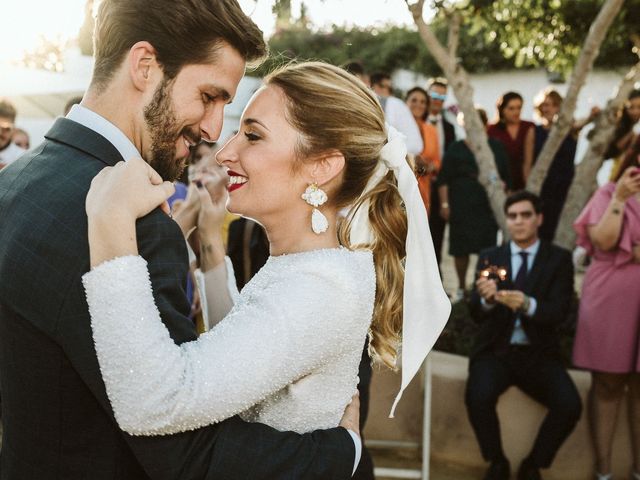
[513,251,529,291]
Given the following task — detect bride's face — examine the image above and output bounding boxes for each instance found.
[215,85,308,224]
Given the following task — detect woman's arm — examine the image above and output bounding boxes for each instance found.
[588,167,640,251]
[438,184,450,222]
[84,256,362,435]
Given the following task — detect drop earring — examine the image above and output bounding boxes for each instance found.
[301,182,328,234]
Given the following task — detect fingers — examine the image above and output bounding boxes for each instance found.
[339,392,361,437]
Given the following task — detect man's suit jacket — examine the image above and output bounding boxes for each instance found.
[0,118,354,480]
[469,241,574,359]
[442,117,456,153]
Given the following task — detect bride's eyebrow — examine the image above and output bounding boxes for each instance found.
[243,118,270,131]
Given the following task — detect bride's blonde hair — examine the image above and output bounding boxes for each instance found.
[265,62,407,368]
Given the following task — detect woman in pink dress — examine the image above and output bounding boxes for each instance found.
[572,145,640,480]
[487,91,535,191]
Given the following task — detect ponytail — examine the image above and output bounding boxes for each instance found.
[339,171,407,369]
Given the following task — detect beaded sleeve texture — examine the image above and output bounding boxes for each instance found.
[83,248,375,436]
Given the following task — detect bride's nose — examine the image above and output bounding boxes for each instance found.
[215,136,238,166]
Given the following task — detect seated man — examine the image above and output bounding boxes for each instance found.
[466,190,582,480]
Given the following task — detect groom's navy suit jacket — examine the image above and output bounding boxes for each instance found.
[0,118,354,479]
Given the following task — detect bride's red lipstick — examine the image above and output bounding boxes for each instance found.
[227,170,248,192]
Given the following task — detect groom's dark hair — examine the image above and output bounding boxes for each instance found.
[91,0,267,90]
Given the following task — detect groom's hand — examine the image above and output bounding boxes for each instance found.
[339,392,361,438]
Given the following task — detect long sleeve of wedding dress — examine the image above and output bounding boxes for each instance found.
[83,249,374,436]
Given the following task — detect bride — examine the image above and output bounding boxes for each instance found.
[83,62,450,436]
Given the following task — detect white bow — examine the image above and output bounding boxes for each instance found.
[350,124,451,417]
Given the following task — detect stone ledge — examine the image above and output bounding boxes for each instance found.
[366,351,632,479]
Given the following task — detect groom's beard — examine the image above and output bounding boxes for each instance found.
[144,77,200,182]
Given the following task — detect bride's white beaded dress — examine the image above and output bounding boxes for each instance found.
[83,247,375,435]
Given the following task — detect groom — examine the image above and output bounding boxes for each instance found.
[0,1,361,478]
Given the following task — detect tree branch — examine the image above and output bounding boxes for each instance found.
[554,61,640,249]
[526,0,624,194]
[405,0,508,232]
[447,11,461,60]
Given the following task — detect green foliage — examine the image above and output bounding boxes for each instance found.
[256,0,636,78]
[254,20,514,77]
[467,0,640,74]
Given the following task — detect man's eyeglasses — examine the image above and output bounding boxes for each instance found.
[429,92,447,102]
[506,211,535,220]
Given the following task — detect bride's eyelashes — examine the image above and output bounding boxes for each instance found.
[244,131,261,142]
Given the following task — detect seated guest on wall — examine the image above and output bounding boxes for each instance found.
[466,190,581,480]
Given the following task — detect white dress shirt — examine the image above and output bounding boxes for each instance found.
[66,104,141,161]
[67,104,363,473]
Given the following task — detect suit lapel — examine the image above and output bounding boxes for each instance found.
[44,118,124,167]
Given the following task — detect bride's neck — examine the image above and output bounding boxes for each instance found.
[264,208,340,257]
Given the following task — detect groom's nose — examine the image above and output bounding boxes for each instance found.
[199,102,225,143]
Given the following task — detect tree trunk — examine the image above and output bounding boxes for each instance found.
[406,0,507,232]
[526,0,624,194]
[553,63,640,250]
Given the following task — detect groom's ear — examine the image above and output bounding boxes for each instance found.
[310,150,346,187]
[128,41,162,93]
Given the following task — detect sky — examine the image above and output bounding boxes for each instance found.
[0,0,415,63]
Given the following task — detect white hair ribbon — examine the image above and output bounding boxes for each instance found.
[349,124,451,418]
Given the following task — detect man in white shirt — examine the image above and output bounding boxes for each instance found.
[370,72,423,156]
[467,191,581,480]
[0,99,26,169]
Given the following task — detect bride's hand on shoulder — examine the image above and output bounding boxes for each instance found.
[86,157,175,224]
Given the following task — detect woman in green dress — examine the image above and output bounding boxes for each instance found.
[437,108,511,300]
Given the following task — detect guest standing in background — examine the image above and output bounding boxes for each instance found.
[0,99,26,169]
[406,86,440,213]
[426,77,457,270]
[533,88,598,241]
[370,72,423,156]
[572,147,640,480]
[487,91,535,191]
[605,89,640,180]
[438,108,510,301]
[11,128,30,150]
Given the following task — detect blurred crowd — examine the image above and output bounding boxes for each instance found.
[1,59,639,480]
